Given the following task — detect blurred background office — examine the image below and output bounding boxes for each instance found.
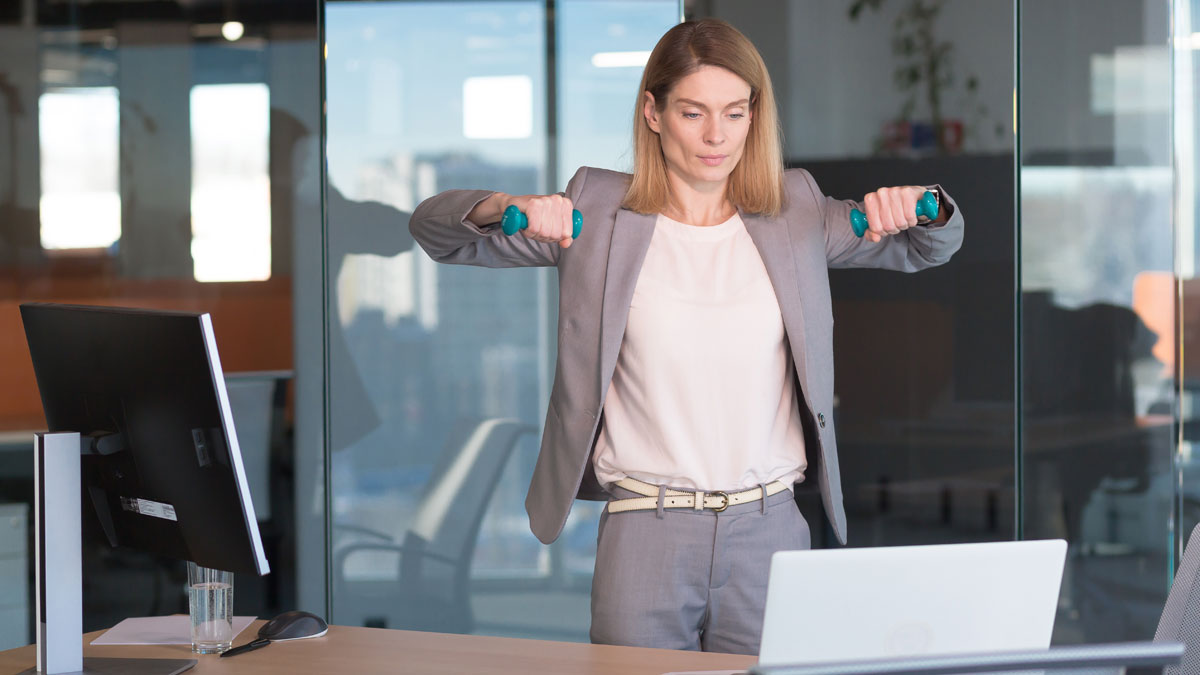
[0,0,1195,650]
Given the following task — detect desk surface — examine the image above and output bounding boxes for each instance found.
[0,621,757,674]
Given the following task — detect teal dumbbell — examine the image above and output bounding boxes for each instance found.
[500,205,583,239]
[850,190,939,238]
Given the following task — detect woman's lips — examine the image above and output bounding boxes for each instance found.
[698,155,726,166]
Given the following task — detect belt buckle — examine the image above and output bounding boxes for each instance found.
[710,491,730,512]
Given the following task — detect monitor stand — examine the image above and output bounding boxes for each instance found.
[27,432,196,675]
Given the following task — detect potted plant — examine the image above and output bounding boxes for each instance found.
[849,0,1003,155]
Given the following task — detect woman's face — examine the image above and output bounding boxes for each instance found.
[644,65,753,192]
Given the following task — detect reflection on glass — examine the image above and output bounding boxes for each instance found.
[326,0,677,641]
[2,0,317,646]
[687,2,1015,558]
[1176,0,1200,624]
[326,1,551,636]
[1020,0,1173,643]
[190,83,271,282]
[557,0,677,185]
[38,87,120,250]
[590,50,650,68]
[463,75,533,139]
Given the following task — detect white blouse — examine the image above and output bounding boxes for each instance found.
[591,211,808,492]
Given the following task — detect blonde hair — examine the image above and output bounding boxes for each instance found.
[623,18,785,217]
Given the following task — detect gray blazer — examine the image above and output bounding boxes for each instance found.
[410,166,964,545]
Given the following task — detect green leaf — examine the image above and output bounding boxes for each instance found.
[848,0,886,20]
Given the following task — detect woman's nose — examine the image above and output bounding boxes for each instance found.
[704,121,724,145]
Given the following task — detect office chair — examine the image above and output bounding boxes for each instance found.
[333,417,536,633]
[1155,522,1200,673]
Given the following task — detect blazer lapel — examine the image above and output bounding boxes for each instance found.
[598,207,656,402]
[742,209,813,405]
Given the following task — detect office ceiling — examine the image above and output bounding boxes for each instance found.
[26,0,317,29]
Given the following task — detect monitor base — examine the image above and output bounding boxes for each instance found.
[19,656,197,675]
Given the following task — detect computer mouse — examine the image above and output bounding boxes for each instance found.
[258,610,329,641]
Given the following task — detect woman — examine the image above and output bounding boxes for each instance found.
[410,18,963,654]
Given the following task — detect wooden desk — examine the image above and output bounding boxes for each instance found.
[0,621,757,674]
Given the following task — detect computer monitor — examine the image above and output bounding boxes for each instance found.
[21,302,269,575]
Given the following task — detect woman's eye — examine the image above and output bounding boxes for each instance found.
[683,112,701,119]
[729,113,745,120]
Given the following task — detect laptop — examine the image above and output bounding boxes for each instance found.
[757,539,1068,667]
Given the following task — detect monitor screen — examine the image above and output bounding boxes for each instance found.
[21,303,269,576]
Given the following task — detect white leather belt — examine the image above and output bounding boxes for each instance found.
[606,477,791,514]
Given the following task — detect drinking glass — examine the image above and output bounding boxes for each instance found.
[187,561,234,654]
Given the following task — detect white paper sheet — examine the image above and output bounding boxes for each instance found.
[91,615,257,645]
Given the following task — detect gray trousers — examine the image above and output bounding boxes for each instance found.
[590,484,811,655]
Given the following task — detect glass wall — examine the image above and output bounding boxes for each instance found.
[323,0,679,640]
[703,0,1177,644]
[0,0,322,649]
[1181,0,1200,559]
[1020,0,1174,643]
[0,0,1190,654]
[322,0,1181,646]
[692,0,1018,549]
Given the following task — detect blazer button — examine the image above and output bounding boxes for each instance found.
[818,413,826,428]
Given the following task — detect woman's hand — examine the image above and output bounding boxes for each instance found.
[467,192,578,248]
[505,193,578,249]
[860,185,928,244]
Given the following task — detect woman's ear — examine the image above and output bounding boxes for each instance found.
[643,92,661,134]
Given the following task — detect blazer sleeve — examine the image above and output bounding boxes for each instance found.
[796,169,964,271]
[409,167,590,268]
